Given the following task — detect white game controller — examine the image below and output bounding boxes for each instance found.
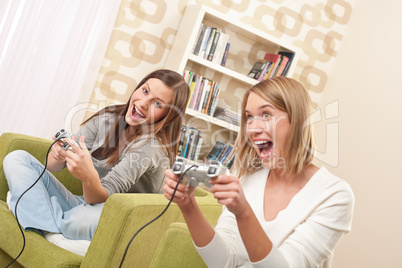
[172,158,230,187]
[54,129,80,151]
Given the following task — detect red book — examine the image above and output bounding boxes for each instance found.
[264,53,282,78]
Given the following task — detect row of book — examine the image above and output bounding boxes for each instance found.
[192,24,231,67]
[248,51,295,81]
[177,125,203,162]
[177,125,236,169]
[205,141,235,169]
[183,70,220,116]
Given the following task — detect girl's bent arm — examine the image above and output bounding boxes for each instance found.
[179,195,216,247]
[65,137,108,204]
[210,175,273,263]
[47,140,68,172]
[235,204,273,262]
[164,169,215,247]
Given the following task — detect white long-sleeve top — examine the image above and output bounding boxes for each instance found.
[196,167,354,267]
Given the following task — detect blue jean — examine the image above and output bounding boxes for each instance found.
[3,150,104,240]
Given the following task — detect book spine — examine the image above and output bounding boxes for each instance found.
[221,145,233,164]
[207,83,220,116]
[203,28,216,60]
[207,29,221,61]
[212,32,225,64]
[275,55,289,77]
[211,96,220,116]
[257,61,271,81]
[187,75,197,107]
[203,81,216,114]
[194,78,206,111]
[193,137,203,162]
[177,125,187,156]
[193,24,206,56]
[248,59,265,79]
[188,74,201,109]
[199,27,212,58]
[221,43,230,66]
[189,129,200,160]
[197,79,209,112]
[182,128,192,158]
[200,80,212,113]
[278,51,295,76]
[263,62,275,80]
[186,129,196,159]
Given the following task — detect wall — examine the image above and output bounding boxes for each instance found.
[78,0,355,132]
[315,0,402,267]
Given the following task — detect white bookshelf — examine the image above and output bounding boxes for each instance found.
[165,4,298,160]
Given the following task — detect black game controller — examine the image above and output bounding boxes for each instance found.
[54,129,80,151]
[172,158,230,187]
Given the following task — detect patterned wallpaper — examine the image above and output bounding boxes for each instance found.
[86,0,354,118]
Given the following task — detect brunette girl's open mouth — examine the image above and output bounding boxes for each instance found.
[130,104,146,121]
[254,140,274,158]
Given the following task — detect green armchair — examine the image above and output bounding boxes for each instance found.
[0,132,222,267]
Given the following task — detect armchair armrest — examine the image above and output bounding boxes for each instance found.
[81,189,222,268]
[150,222,207,268]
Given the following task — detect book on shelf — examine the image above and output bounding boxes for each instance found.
[208,85,220,116]
[247,59,266,79]
[278,51,295,77]
[177,125,187,155]
[193,24,207,56]
[183,70,222,116]
[187,74,197,107]
[207,28,221,61]
[257,61,273,81]
[214,107,240,126]
[263,53,282,78]
[220,43,230,66]
[178,125,203,162]
[193,136,203,162]
[203,28,217,60]
[194,78,207,111]
[188,74,202,109]
[274,55,289,77]
[205,141,226,161]
[203,81,218,114]
[192,24,230,66]
[205,141,236,169]
[198,27,212,58]
[212,32,228,64]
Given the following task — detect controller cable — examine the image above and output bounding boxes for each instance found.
[5,139,59,268]
[118,164,198,268]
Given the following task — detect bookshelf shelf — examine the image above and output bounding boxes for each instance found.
[187,54,257,86]
[165,4,298,162]
[185,108,239,133]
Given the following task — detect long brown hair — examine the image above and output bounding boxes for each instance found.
[82,69,190,166]
[234,77,315,178]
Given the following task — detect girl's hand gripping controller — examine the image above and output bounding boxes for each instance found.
[54,129,80,152]
[172,158,230,187]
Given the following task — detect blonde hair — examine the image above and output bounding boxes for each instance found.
[234,77,315,178]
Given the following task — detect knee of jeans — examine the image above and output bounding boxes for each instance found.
[3,150,30,173]
[59,204,102,240]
